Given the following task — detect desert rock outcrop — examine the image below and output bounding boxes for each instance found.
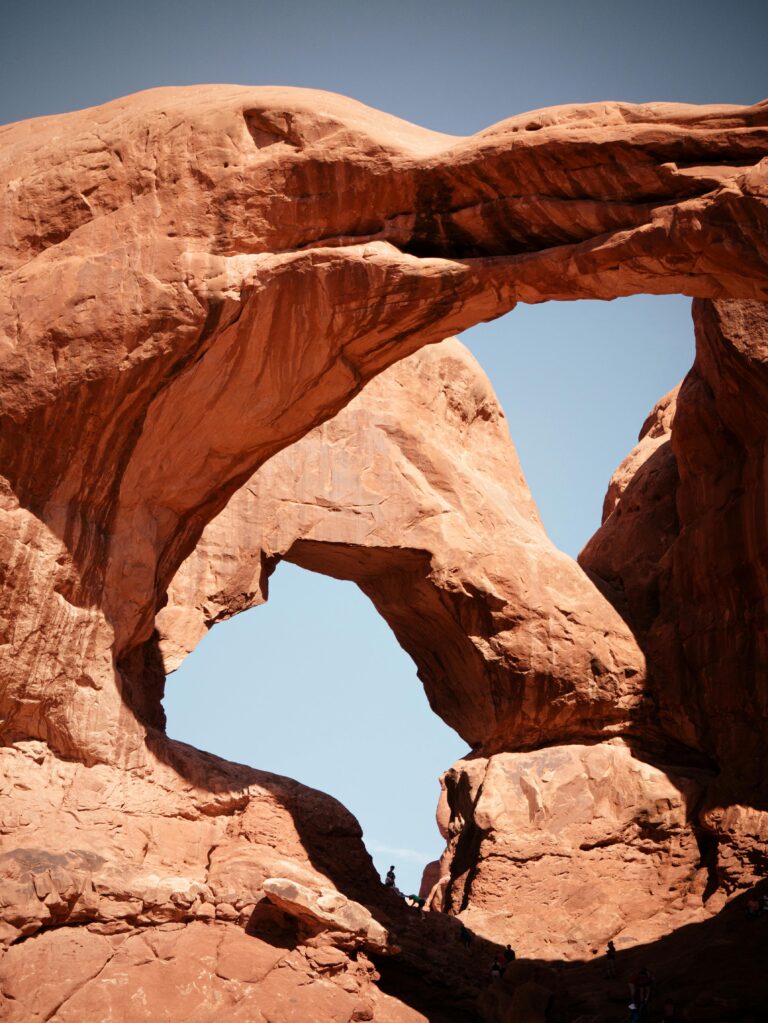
[581,298,768,888]
[430,740,710,959]
[1,87,767,767]
[2,85,768,1021]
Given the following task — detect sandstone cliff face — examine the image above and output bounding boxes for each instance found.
[580,385,680,639]
[581,298,768,889]
[431,740,713,959]
[2,86,768,1021]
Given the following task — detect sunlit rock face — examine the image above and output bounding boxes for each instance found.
[1,85,768,1021]
[1,86,767,765]
[430,740,714,960]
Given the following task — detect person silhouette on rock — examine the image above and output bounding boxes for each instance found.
[606,939,617,978]
[385,865,396,887]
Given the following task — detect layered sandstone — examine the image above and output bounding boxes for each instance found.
[2,86,768,1021]
[1,87,767,770]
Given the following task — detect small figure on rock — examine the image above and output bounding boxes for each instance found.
[459,923,473,950]
[405,893,425,913]
[606,939,617,978]
[503,944,516,964]
[385,865,396,888]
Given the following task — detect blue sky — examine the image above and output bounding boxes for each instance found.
[3,0,764,895]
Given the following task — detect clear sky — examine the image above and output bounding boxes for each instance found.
[3,0,765,896]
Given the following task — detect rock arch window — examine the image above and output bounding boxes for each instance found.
[163,562,466,896]
[4,85,768,1022]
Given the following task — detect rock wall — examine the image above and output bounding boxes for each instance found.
[1,87,767,767]
[581,298,768,889]
[434,740,710,959]
[2,86,768,1020]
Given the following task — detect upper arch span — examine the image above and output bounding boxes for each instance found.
[0,85,766,761]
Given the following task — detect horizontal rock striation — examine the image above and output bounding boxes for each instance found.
[1,87,767,766]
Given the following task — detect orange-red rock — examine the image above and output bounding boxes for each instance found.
[1,87,767,766]
[581,299,768,888]
[160,337,645,753]
[2,85,768,1022]
[431,740,711,960]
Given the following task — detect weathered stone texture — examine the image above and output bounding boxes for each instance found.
[2,85,768,1021]
[160,338,645,754]
[581,299,768,887]
[430,740,711,960]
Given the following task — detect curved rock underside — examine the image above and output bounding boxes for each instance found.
[2,86,768,1021]
[158,336,645,754]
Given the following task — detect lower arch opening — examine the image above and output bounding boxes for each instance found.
[163,559,467,898]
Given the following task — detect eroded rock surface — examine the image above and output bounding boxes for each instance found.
[581,299,768,888]
[430,740,711,960]
[159,338,645,753]
[2,85,768,1021]
[261,878,395,953]
[1,87,767,767]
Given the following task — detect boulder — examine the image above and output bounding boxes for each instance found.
[262,877,394,953]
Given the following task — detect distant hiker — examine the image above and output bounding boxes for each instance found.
[606,939,617,978]
[746,894,761,917]
[385,865,396,888]
[459,923,473,949]
[503,944,516,964]
[629,967,653,1004]
[490,957,504,980]
[628,1003,642,1023]
[406,893,425,913]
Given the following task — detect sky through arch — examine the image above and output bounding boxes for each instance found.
[163,562,466,897]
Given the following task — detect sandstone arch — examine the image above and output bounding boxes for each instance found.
[158,337,645,755]
[156,332,712,959]
[2,87,768,1020]
[1,86,767,765]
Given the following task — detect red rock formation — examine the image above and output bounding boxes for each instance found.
[2,86,768,1021]
[430,740,711,960]
[579,385,680,638]
[581,298,768,892]
[159,337,645,754]
[1,87,767,767]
